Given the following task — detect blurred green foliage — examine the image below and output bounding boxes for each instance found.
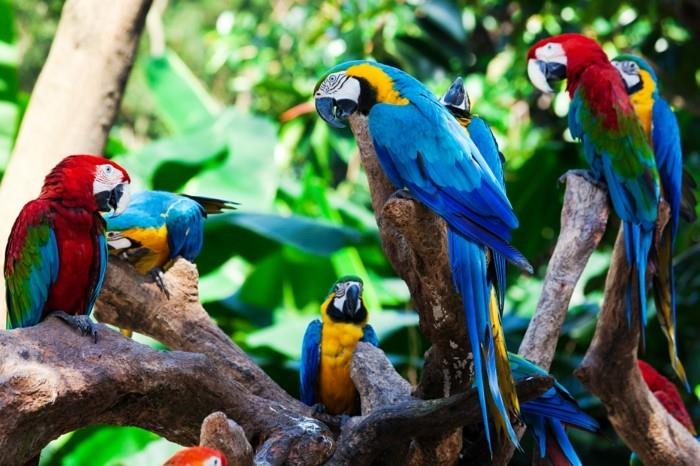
[2,0,699,464]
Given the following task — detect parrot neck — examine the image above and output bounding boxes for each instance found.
[564,51,610,96]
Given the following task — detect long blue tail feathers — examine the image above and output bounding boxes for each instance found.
[623,221,653,347]
[448,228,519,453]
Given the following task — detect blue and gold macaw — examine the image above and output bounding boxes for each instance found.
[314,61,532,450]
[300,276,378,415]
[441,77,520,440]
[106,190,238,296]
[510,353,600,466]
[612,55,696,389]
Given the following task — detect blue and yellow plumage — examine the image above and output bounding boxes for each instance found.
[300,276,378,415]
[613,55,695,389]
[509,353,600,466]
[314,61,532,451]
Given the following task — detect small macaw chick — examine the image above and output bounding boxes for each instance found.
[314,59,530,451]
[630,360,698,464]
[300,276,378,415]
[509,353,600,466]
[5,155,131,341]
[527,34,660,345]
[106,190,238,297]
[163,446,226,466]
[613,55,695,389]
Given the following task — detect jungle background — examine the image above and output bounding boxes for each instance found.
[1,0,699,464]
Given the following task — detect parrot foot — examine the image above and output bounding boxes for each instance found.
[389,189,417,202]
[50,311,99,343]
[149,268,171,299]
[310,403,328,415]
[562,169,606,189]
[339,414,352,427]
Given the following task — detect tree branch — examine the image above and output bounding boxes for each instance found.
[0,319,333,465]
[576,227,700,465]
[0,0,154,326]
[200,412,254,466]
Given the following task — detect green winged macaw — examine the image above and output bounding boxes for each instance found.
[314,60,532,451]
[527,34,660,343]
[300,276,378,415]
[510,353,600,466]
[612,55,696,389]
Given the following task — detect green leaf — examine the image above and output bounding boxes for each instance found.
[145,49,219,134]
[207,212,362,256]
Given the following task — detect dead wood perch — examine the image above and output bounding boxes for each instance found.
[0,319,334,466]
[577,228,700,465]
[200,412,254,466]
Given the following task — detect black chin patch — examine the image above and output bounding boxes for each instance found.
[95,190,111,212]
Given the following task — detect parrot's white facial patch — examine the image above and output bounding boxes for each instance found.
[612,61,642,92]
[315,72,361,103]
[93,164,124,193]
[203,457,222,466]
[106,232,132,250]
[534,42,567,64]
[333,280,363,312]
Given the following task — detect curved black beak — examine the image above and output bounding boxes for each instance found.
[315,97,357,128]
[96,183,130,216]
[528,59,567,93]
[442,77,466,108]
[343,282,362,316]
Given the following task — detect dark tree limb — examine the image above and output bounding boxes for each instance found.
[576,228,700,465]
[0,319,333,466]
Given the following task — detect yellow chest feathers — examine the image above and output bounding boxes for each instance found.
[318,317,365,415]
[114,226,170,274]
[629,70,656,141]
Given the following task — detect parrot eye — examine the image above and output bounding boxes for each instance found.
[105,165,113,174]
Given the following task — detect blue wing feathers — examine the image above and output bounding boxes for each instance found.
[86,233,108,316]
[361,324,379,346]
[300,319,322,406]
[652,98,683,237]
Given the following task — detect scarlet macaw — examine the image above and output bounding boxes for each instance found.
[612,55,695,388]
[163,446,227,466]
[314,61,531,450]
[630,360,698,464]
[510,353,600,466]
[300,276,378,415]
[4,154,131,341]
[106,190,237,297]
[527,34,660,342]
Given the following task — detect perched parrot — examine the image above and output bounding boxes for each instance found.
[630,360,698,464]
[612,55,696,389]
[314,60,532,450]
[163,446,227,466]
[106,190,238,296]
[300,276,378,415]
[441,77,520,438]
[527,34,660,342]
[4,154,131,341]
[510,353,600,466]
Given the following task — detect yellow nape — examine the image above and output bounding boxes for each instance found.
[629,69,657,140]
[317,295,366,415]
[346,63,409,105]
[118,226,170,274]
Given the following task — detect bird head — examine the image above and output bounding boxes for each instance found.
[527,33,608,94]
[40,154,131,217]
[163,446,227,466]
[440,76,471,117]
[314,60,409,128]
[322,276,367,324]
[612,54,658,95]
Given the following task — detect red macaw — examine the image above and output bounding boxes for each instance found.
[4,154,131,341]
[164,446,227,466]
[527,34,660,342]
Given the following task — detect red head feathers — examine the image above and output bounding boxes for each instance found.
[527,33,610,96]
[40,154,131,215]
[163,446,227,466]
[638,360,696,435]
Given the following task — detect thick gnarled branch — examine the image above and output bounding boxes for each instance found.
[576,229,700,465]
